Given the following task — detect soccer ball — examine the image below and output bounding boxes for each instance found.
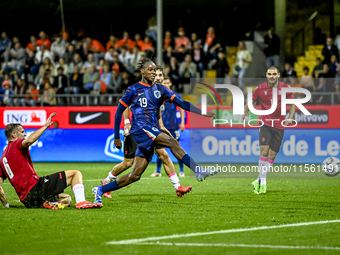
[321,157,340,177]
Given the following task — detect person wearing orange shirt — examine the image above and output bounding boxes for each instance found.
[118,31,135,51]
[26,35,38,53]
[36,31,51,50]
[86,37,105,65]
[174,27,190,53]
[164,31,174,51]
[203,27,221,60]
[134,34,144,49]
[106,35,118,52]
[140,36,154,54]
[22,83,40,106]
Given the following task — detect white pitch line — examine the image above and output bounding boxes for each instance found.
[127,242,340,251]
[106,219,340,245]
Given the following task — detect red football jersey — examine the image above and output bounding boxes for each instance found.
[252,82,294,130]
[0,139,39,202]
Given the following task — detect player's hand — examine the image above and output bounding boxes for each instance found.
[242,112,249,121]
[284,119,293,127]
[124,123,131,136]
[179,123,185,132]
[205,111,217,119]
[44,112,57,128]
[114,139,122,149]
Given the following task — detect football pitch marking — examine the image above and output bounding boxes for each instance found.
[125,242,340,250]
[106,219,340,249]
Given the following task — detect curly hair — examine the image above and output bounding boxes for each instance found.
[135,58,155,72]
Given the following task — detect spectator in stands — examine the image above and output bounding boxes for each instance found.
[25,35,38,53]
[312,57,323,78]
[289,76,302,98]
[119,46,132,69]
[97,59,106,75]
[203,27,221,61]
[121,71,132,93]
[191,41,205,79]
[264,26,280,68]
[3,42,26,77]
[281,62,297,83]
[163,45,174,65]
[106,35,118,52]
[329,55,338,75]
[111,54,126,73]
[68,53,83,74]
[316,63,334,104]
[334,26,340,60]
[53,66,68,95]
[2,74,13,87]
[235,41,252,92]
[43,82,56,106]
[50,34,66,61]
[25,49,35,80]
[322,37,338,65]
[0,80,13,106]
[86,37,105,65]
[104,46,117,66]
[169,56,180,86]
[32,45,54,76]
[300,66,316,94]
[118,31,135,51]
[100,64,111,87]
[175,27,191,53]
[178,54,197,92]
[130,47,143,71]
[12,78,26,106]
[38,57,55,83]
[36,68,53,94]
[191,32,202,46]
[67,65,83,94]
[176,44,189,63]
[140,36,154,57]
[107,69,122,93]
[0,32,11,63]
[83,63,100,92]
[82,53,96,73]
[36,31,51,50]
[163,31,174,51]
[54,57,68,76]
[334,63,340,103]
[78,41,90,62]
[64,43,76,65]
[22,83,39,106]
[213,50,229,84]
[134,34,144,49]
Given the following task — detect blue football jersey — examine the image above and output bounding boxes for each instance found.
[161,91,181,130]
[119,81,176,134]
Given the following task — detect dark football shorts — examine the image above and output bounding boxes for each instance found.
[259,125,285,153]
[124,134,138,159]
[23,171,67,208]
[154,129,180,150]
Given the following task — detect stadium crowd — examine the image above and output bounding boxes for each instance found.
[0,26,339,106]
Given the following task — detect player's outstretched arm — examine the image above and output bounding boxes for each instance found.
[284,104,296,126]
[172,96,216,118]
[22,112,56,148]
[114,103,127,149]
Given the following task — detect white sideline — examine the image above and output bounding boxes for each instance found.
[106,219,340,245]
[125,242,340,250]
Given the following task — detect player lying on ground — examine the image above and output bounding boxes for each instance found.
[101,68,189,198]
[0,113,102,209]
[242,65,295,194]
[93,59,216,204]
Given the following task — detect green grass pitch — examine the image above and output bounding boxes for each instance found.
[0,162,339,255]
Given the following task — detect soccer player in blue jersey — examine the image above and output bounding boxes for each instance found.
[151,75,186,177]
[92,59,216,204]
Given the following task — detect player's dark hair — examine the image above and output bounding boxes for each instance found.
[266,65,280,73]
[135,58,155,72]
[164,76,172,82]
[5,123,22,140]
[156,65,163,71]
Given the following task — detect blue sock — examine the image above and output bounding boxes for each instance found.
[156,157,162,173]
[181,154,199,173]
[101,180,121,193]
[178,159,184,173]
